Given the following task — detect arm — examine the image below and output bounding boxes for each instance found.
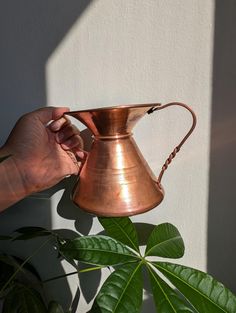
[0,107,83,212]
[0,153,29,210]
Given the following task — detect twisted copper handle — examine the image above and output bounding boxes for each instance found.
[148,102,197,184]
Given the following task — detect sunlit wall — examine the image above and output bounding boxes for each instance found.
[46,1,214,310]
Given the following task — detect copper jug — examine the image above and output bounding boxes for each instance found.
[65,102,196,217]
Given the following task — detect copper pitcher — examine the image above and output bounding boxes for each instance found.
[65,102,196,217]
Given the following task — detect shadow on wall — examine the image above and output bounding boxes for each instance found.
[0,0,91,144]
[208,0,236,293]
[0,0,92,310]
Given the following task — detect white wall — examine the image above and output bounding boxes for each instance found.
[46,1,214,310]
[0,1,216,312]
[47,0,214,267]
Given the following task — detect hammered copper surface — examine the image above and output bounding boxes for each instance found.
[65,102,196,217]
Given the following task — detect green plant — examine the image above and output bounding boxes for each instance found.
[1,218,236,313]
[0,229,65,313]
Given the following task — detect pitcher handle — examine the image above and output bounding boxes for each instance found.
[148,102,197,185]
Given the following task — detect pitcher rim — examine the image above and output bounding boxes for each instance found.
[67,102,162,113]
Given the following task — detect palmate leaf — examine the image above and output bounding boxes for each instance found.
[60,235,139,266]
[91,262,143,313]
[154,262,236,313]
[98,217,139,252]
[2,284,47,313]
[145,223,184,258]
[147,265,196,312]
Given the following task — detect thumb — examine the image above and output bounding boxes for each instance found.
[52,107,70,120]
[33,107,70,124]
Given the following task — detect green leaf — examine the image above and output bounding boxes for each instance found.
[60,235,139,266]
[93,262,143,313]
[15,227,48,234]
[0,254,41,290]
[145,223,184,258]
[88,302,102,313]
[147,265,196,312]
[13,232,52,241]
[0,255,26,276]
[2,284,47,313]
[48,301,64,313]
[155,262,236,313]
[0,238,51,295]
[56,238,79,270]
[13,227,51,240]
[98,217,139,252]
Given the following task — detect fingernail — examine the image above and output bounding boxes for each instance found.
[77,151,85,159]
[50,121,60,131]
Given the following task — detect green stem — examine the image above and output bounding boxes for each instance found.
[79,265,104,273]
[0,236,52,295]
[43,271,78,283]
[43,266,104,284]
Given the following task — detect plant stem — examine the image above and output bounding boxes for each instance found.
[0,236,52,295]
[43,266,104,284]
[43,271,78,283]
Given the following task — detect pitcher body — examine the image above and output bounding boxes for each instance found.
[73,134,164,216]
[65,102,196,216]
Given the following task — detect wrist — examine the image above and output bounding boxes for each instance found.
[0,147,33,210]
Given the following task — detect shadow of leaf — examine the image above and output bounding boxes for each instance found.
[79,263,102,305]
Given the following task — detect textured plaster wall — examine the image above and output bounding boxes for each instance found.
[46,1,214,310]
[47,0,214,265]
[0,1,215,312]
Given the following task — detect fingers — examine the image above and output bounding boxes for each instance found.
[54,122,83,148]
[49,116,70,132]
[51,119,84,158]
[55,124,79,143]
[61,134,84,151]
[47,109,84,160]
[52,107,70,120]
[62,134,85,162]
[31,107,69,124]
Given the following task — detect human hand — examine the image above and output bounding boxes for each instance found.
[1,107,83,196]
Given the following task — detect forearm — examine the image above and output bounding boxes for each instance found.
[0,151,29,212]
